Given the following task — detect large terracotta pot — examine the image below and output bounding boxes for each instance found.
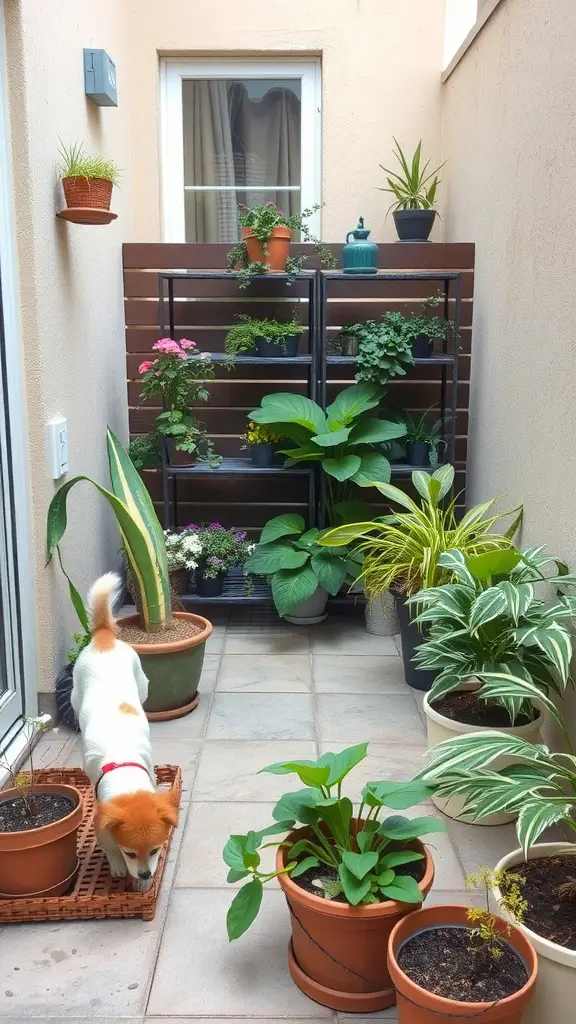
[494,843,576,1024]
[388,903,537,1024]
[242,225,292,270]
[0,783,83,898]
[276,828,434,1012]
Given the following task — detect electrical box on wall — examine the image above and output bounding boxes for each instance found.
[47,418,68,480]
[83,49,118,106]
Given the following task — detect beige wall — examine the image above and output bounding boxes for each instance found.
[5,0,132,693]
[442,0,576,568]
[124,0,445,243]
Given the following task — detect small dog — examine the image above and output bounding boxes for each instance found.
[72,572,179,886]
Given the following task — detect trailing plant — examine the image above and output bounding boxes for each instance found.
[47,428,172,633]
[248,383,406,523]
[465,867,527,960]
[378,139,443,213]
[403,408,447,467]
[409,546,576,725]
[226,201,336,288]
[57,139,121,185]
[225,313,301,360]
[344,313,414,386]
[0,714,53,817]
[184,522,255,580]
[244,514,356,615]
[223,742,446,939]
[410,293,456,347]
[318,465,522,598]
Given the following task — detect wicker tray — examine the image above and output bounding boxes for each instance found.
[0,765,181,923]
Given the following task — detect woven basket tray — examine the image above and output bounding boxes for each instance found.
[0,765,181,923]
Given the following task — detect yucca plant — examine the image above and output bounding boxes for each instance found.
[378,139,444,212]
[46,428,170,632]
[408,547,576,723]
[417,730,576,853]
[318,466,522,599]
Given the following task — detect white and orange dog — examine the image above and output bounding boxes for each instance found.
[71,572,178,886]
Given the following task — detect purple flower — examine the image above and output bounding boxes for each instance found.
[186,523,198,531]
[209,556,224,565]
[208,521,223,531]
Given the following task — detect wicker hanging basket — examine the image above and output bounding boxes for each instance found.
[62,176,113,210]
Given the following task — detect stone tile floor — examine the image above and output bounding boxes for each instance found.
[0,611,527,1022]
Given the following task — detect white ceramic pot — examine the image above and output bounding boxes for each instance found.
[284,587,328,625]
[494,843,576,1024]
[423,688,543,824]
[365,591,398,637]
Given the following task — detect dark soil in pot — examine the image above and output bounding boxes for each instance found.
[396,925,528,1002]
[501,856,576,949]
[0,793,75,833]
[254,334,300,358]
[432,691,536,728]
[293,855,426,904]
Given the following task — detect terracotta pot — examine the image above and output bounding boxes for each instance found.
[117,611,212,720]
[388,903,537,1024]
[62,176,113,210]
[423,685,542,824]
[276,828,434,1012]
[242,225,292,270]
[165,438,196,467]
[493,843,576,1024]
[0,783,83,898]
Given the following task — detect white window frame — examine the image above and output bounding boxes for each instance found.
[160,57,322,242]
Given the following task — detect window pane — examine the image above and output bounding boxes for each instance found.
[182,78,301,243]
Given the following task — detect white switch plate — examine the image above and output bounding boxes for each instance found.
[47,417,68,479]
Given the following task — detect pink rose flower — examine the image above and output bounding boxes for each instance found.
[138,360,154,374]
[179,338,197,350]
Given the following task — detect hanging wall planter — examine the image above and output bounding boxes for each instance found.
[56,141,120,225]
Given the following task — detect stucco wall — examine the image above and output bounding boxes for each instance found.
[5,0,132,694]
[124,0,445,243]
[442,0,576,567]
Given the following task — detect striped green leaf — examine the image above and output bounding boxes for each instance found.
[438,550,476,586]
[432,464,455,500]
[531,625,573,683]
[517,798,572,856]
[420,730,551,780]
[469,588,508,632]
[427,672,468,703]
[477,672,560,726]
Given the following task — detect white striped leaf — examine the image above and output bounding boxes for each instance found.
[432,463,455,500]
[517,798,572,856]
[438,550,476,586]
[531,626,572,683]
[469,588,508,632]
[420,731,550,780]
[427,673,466,703]
[477,672,561,728]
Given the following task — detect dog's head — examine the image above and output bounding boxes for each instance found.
[97,790,179,881]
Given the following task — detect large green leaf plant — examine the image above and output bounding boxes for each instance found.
[224,743,445,940]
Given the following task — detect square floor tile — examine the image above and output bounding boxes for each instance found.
[205,632,225,654]
[193,740,318,801]
[150,738,201,792]
[149,695,210,738]
[198,653,220,693]
[176,802,278,887]
[225,631,310,654]
[319,742,427,797]
[207,693,315,740]
[313,655,406,693]
[147,888,331,1016]
[147,1019,328,1024]
[217,654,312,693]
[311,625,398,656]
[316,694,425,743]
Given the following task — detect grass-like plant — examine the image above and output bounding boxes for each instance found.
[57,140,121,185]
[378,139,443,213]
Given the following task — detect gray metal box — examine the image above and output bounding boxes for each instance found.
[83,49,118,107]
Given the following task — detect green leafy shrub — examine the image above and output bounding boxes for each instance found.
[345,313,414,386]
[225,314,302,358]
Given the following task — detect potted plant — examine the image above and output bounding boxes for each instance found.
[46,429,213,721]
[223,743,444,1010]
[57,140,120,218]
[419,728,576,1024]
[318,467,522,690]
[409,294,456,358]
[226,201,336,289]
[132,337,220,469]
[0,715,84,898]
[402,409,447,467]
[248,383,407,524]
[184,523,254,597]
[225,313,303,359]
[378,139,444,242]
[245,514,356,624]
[387,866,537,1023]
[341,313,414,386]
[126,528,199,610]
[240,422,286,467]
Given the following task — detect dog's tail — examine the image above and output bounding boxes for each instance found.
[87,572,122,651]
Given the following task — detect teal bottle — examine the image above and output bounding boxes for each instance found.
[341,217,379,274]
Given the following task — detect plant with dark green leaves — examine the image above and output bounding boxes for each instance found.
[410,293,456,347]
[248,383,406,523]
[226,202,336,289]
[409,547,576,732]
[225,313,301,358]
[224,743,445,939]
[344,313,414,386]
[244,514,356,616]
[403,409,447,467]
[378,139,444,213]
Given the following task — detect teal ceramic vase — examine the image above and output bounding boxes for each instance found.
[341,217,378,274]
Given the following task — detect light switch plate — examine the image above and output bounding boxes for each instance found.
[47,417,68,479]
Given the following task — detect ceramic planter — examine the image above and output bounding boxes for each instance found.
[365,590,399,637]
[405,441,430,467]
[62,176,112,210]
[254,334,300,358]
[423,687,543,824]
[388,903,537,1024]
[493,843,576,1024]
[392,591,436,692]
[249,442,275,467]
[195,569,226,597]
[0,784,83,898]
[277,828,435,1012]
[242,225,292,269]
[284,587,328,625]
[393,209,436,242]
[118,611,212,721]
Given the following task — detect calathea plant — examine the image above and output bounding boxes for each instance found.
[224,742,445,939]
[410,547,576,733]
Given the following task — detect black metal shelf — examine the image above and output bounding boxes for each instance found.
[326,354,455,366]
[182,568,271,605]
[158,270,316,282]
[209,353,313,365]
[165,457,313,477]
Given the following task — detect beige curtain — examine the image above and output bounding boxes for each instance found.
[230,84,301,220]
[183,80,238,243]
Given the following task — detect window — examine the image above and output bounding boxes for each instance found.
[160,58,321,242]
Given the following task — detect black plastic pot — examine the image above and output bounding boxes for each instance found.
[393,209,436,242]
[273,446,286,465]
[54,662,79,731]
[254,334,300,358]
[393,592,437,691]
[195,569,226,597]
[250,442,275,467]
[411,333,434,358]
[406,441,430,467]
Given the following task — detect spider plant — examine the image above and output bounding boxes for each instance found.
[378,139,444,213]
